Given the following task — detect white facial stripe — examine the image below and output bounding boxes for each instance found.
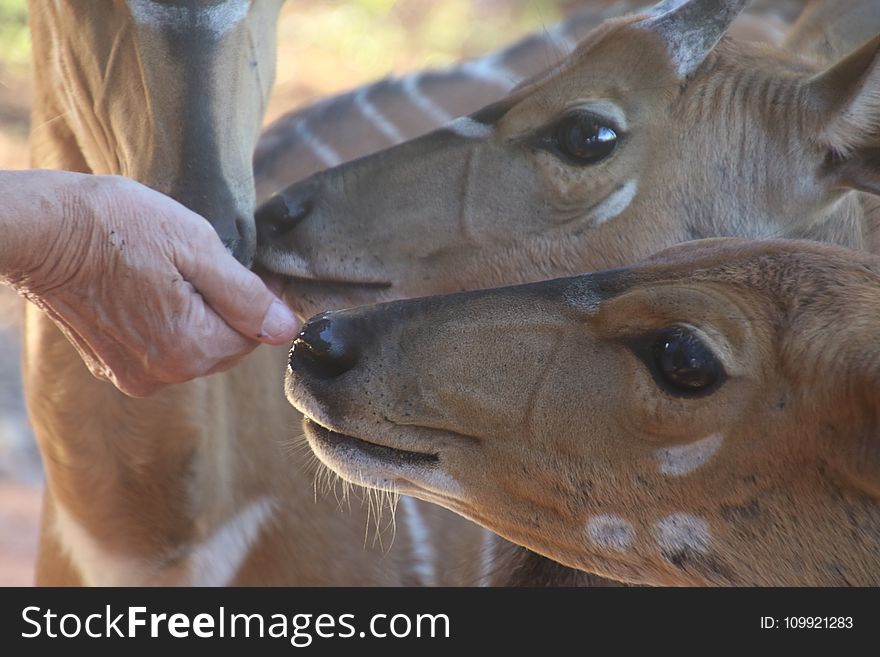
[586,514,635,552]
[592,179,638,225]
[355,87,405,145]
[656,433,724,477]
[447,117,494,140]
[400,496,437,586]
[128,0,250,38]
[402,75,454,126]
[655,513,710,555]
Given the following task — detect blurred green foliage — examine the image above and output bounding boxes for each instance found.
[283,0,569,78]
[0,0,570,74]
[0,0,29,70]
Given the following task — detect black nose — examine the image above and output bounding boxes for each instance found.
[289,313,359,379]
[255,182,316,245]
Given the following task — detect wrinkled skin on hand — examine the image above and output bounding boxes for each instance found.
[1,171,299,397]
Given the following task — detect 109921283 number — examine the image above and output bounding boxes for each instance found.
[783,617,853,629]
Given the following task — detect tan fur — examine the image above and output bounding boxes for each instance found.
[287,238,880,586]
[24,0,868,586]
[27,0,656,586]
[257,1,880,323]
[24,0,470,586]
[255,0,880,584]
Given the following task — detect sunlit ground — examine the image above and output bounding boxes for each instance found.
[0,0,572,585]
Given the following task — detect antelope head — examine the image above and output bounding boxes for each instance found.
[286,238,880,586]
[257,0,880,313]
[29,0,283,264]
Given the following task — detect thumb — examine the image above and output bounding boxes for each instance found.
[184,244,301,345]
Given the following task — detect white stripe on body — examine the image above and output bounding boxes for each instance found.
[355,87,406,144]
[294,118,343,168]
[54,497,276,586]
[401,74,454,125]
[401,496,437,586]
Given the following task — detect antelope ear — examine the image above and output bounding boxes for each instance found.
[637,0,750,78]
[809,35,880,196]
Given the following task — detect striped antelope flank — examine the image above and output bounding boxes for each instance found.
[257,0,880,582]
[286,238,880,586]
[254,0,800,201]
[26,0,693,587]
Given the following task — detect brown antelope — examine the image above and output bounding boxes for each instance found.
[17,0,830,587]
[256,0,880,320]
[286,237,880,586]
[26,0,669,586]
[256,0,880,582]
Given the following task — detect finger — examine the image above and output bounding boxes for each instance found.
[181,242,300,345]
[145,298,260,383]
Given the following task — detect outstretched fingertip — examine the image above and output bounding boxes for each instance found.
[258,298,301,344]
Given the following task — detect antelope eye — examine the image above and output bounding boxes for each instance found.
[554,112,618,165]
[652,327,722,395]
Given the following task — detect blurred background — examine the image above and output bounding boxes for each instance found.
[0,0,575,585]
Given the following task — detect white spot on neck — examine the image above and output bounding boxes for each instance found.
[586,514,635,552]
[592,179,638,225]
[656,433,724,476]
[654,513,710,554]
[400,496,437,586]
[128,0,250,38]
[447,117,494,140]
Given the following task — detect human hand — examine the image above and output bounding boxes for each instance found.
[4,171,300,397]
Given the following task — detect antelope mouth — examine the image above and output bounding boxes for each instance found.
[303,418,439,468]
[298,416,467,501]
[279,276,395,320]
[285,276,392,294]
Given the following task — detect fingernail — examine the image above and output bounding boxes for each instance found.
[261,299,299,342]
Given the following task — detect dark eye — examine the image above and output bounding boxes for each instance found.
[651,327,722,395]
[554,112,617,165]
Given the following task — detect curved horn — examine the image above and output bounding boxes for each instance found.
[638,0,751,78]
